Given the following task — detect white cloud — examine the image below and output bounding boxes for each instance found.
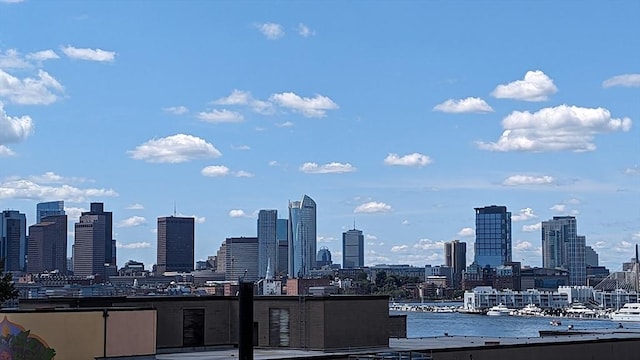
[457,227,475,237]
[0,69,64,105]
[512,208,538,222]
[632,232,640,241]
[0,103,33,146]
[391,244,409,252]
[297,23,315,37]
[61,45,116,62]
[251,99,275,115]
[317,235,337,244]
[0,49,29,68]
[116,241,151,249]
[229,209,252,218]
[401,220,410,225]
[0,0,25,3]
[384,153,432,167]
[213,89,251,105]
[300,162,356,174]
[522,223,541,232]
[26,49,59,61]
[365,234,378,240]
[602,74,640,88]
[256,23,284,40]
[625,166,640,175]
[366,249,390,264]
[567,198,581,205]
[550,204,566,213]
[491,70,558,102]
[201,165,230,177]
[276,121,294,128]
[128,134,221,163]
[514,241,534,251]
[231,144,251,150]
[197,109,244,123]
[117,216,146,228]
[234,170,254,178]
[162,106,188,115]
[126,203,144,210]
[433,97,494,113]
[478,105,632,152]
[270,92,338,118]
[413,239,445,251]
[176,213,206,224]
[0,178,117,202]
[354,201,392,214]
[64,206,87,221]
[0,145,14,157]
[503,175,555,186]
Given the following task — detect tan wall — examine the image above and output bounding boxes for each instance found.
[106,310,157,357]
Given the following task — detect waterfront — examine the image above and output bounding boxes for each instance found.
[393,304,640,338]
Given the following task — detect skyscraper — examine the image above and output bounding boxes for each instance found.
[316,247,333,268]
[276,219,288,277]
[288,195,316,278]
[257,210,278,279]
[585,245,599,267]
[28,214,67,274]
[474,205,511,269]
[542,216,586,286]
[76,203,115,277]
[445,240,467,288]
[224,237,258,282]
[342,228,364,269]
[156,216,195,273]
[0,210,27,272]
[36,201,65,223]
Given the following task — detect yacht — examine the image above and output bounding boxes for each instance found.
[517,304,543,317]
[565,303,596,317]
[611,303,640,322]
[486,304,512,316]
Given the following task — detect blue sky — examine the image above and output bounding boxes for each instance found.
[0,1,638,272]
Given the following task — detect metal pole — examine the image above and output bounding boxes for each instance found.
[238,279,254,360]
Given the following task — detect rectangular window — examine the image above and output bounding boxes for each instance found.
[269,308,290,347]
[183,308,205,347]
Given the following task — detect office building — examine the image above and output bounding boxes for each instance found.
[317,247,333,268]
[157,216,195,273]
[0,210,27,272]
[585,245,599,267]
[27,214,67,274]
[75,203,116,278]
[445,240,467,288]
[342,228,364,269]
[474,205,511,268]
[224,237,259,282]
[276,219,288,277]
[288,195,316,278]
[542,216,586,286]
[36,201,65,223]
[257,210,278,279]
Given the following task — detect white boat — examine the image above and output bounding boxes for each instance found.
[611,303,640,322]
[486,304,512,316]
[517,304,543,317]
[565,303,596,317]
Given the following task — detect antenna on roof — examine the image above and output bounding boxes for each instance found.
[173,201,177,217]
[353,217,356,230]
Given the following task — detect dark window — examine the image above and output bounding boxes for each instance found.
[183,308,205,347]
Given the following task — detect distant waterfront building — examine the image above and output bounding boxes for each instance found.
[224,237,259,282]
[542,216,586,286]
[288,195,317,278]
[27,214,67,274]
[36,201,65,223]
[316,247,332,268]
[257,210,278,278]
[474,205,511,269]
[585,245,599,267]
[444,240,466,288]
[156,216,195,274]
[74,203,115,278]
[342,228,364,269]
[0,210,27,272]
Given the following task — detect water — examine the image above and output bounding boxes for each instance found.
[393,305,640,338]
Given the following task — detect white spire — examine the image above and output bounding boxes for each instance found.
[265,257,273,280]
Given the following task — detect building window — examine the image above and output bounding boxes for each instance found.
[269,308,290,347]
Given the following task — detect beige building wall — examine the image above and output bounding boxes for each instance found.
[106,309,157,357]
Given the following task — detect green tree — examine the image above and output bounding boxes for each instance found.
[0,259,18,303]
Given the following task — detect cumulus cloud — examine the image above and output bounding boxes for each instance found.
[384,153,432,167]
[229,209,253,218]
[477,105,632,152]
[391,244,409,252]
[297,23,315,37]
[270,92,338,118]
[413,238,445,251]
[128,134,221,163]
[231,144,251,150]
[234,170,254,178]
[0,146,14,157]
[299,162,356,174]
[550,204,565,213]
[213,89,251,105]
[625,166,640,175]
[503,175,555,186]
[512,208,537,222]
[365,234,378,240]
[256,23,284,39]
[433,97,494,113]
[116,241,151,249]
[0,177,117,202]
[354,201,392,214]
[276,121,294,128]
[317,235,337,244]
[197,109,244,123]
[26,49,59,61]
[0,49,29,68]
[401,220,410,225]
[64,206,87,221]
[602,74,640,88]
[126,203,144,210]
[514,240,534,251]
[201,165,230,177]
[26,172,89,184]
[522,223,541,232]
[61,45,116,62]
[162,106,188,115]
[117,216,147,228]
[0,69,63,105]
[457,227,474,237]
[491,70,558,102]
[0,103,33,148]
[632,232,640,241]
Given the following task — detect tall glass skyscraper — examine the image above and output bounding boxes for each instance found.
[288,195,316,278]
[542,216,586,286]
[257,210,277,279]
[157,216,195,273]
[342,228,364,269]
[0,210,27,272]
[445,240,467,288]
[474,205,511,269]
[36,201,65,223]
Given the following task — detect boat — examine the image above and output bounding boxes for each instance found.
[611,303,640,322]
[565,303,596,318]
[486,304,512,316]
[550,320,562,326]
[517,304,543,317]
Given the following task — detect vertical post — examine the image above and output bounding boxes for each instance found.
[238,279,254,360]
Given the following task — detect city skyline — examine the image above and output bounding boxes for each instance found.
[0,2,637,272]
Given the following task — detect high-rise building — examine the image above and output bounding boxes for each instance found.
[542,216,586,286]
[75,203,116,277]
[36,201,65,223]
[224,237,258,282]
[474,205,511,269]
[0,210,27,272]
[316,247,333,268]
[342,228,364,269]
[288,195,317,278]
[276,219,288,277]
[445,240,467,288]
[27,214,67,274]
[157,216,195,274]
[585,245,598,267]
[257,210,278,279]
